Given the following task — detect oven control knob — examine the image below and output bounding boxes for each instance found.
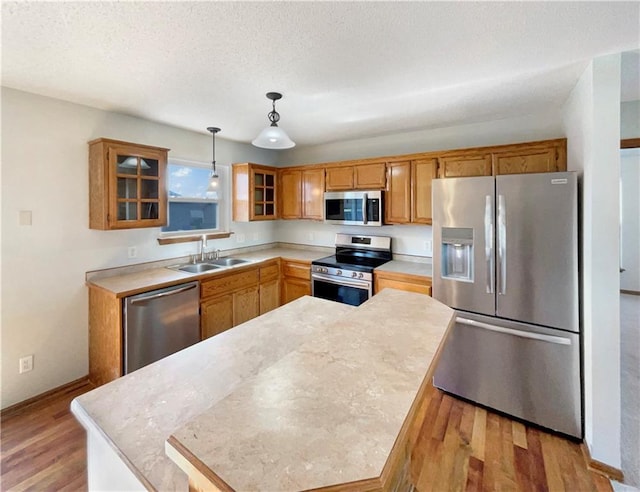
[323,267,328,273]
[351,272,357,278]
[336,270,342,276]
[358,272,364,279]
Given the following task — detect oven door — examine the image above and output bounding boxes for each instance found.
[311,272,372,306]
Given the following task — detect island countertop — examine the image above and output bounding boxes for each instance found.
[72,289,453,491]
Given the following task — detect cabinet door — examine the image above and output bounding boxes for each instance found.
[493,147,558,175]
[260,279,280,314]
[438,154,492,178]
[302,169,325,220]
[282,277,311,304]
[250,169,277,220]
[412,158,437,224]
[325,167,354,191]
[201,294,234,339]
[385,161,411,224]
[233,286,259,326]
[89,139,168,230]
[280,170,302,219]
[354,163,386,189]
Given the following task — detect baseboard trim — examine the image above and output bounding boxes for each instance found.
[621,289,640,296]
[1,375,91,419]
[581,443,624,482]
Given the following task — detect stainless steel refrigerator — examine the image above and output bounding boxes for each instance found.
[432,172,581,438]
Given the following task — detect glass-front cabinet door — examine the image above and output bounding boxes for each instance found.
[251,168,277,220]
[89,139,169,230]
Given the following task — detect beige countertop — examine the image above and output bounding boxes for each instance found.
[71,289,453,491]
[86,246,331,297]
[167,289,453,490]
[375,259,433,278]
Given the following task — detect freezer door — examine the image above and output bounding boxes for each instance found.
[433,176,495,316]
[433,311,582,438]
[496,172,579,332]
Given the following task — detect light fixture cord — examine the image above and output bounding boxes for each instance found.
[211,130,216,175]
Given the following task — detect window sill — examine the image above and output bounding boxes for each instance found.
[157,231,233,245]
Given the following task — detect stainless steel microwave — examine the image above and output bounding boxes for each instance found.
[324,190,383,226]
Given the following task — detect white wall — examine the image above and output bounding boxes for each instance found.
[620,149,640,292]
[0,88,278,408]
[621,100,640,139]
[280,111,564,165]
[562,54,621,467]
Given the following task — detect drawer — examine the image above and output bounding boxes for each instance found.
[201,269,259,299]
[260,262,280,283]
[282,260,310,280]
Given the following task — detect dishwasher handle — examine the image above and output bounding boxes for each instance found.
[129,283,198,305]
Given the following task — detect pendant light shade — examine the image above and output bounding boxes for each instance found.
[252,92,295,149]
[206,127,220,192]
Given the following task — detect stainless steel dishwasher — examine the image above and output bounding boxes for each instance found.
[123,281,200,374]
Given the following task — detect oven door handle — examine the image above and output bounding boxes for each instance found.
[312,272,371,289]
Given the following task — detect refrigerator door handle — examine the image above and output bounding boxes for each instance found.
[484,195,494,294]
[456,317,572,345]
[497,194,507,295]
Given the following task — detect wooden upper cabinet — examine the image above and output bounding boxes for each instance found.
[354,162,386,189]
[493,140,567,175]
[437,153,492,178]
[232,163,277,221]
[279,168,324,220]
[385,161,411,224]
[325,166,354,191]
[302,169,325,220]
[411,158,437,224]
[385,158,437,225]
[89,138,169,230]
[325,162,386,191]
[280,170,302,219]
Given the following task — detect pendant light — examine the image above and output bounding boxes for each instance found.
[206,127,220,192]
[252,92,295,149]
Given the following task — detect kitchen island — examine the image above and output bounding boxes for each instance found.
[72,289,453,491]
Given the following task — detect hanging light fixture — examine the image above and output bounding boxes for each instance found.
[206,126,220,192]
[252,92,295,149]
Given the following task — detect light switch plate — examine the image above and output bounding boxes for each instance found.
[19,210,32,226]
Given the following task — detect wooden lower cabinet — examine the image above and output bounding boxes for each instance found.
[281,259,311,304]
[200,267,260,340]
[260,279,280,314]
[374,270,432,296]
[259,259,281,314]
[233,286,259,325]
[201,293,234,339]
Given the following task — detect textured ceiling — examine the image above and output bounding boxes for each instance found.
[2,1,639,146]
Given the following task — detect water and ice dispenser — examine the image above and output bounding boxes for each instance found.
[440,227,474,282]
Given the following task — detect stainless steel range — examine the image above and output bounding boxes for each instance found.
[311,233,392,306]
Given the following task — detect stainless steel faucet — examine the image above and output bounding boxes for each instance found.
[215,249,220,260]
[199,234,207,262]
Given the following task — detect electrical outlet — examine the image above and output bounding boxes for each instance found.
[424,240,432,254]
[308,232,314,241]
[19,355,33,374]
[128,246,137,259]
[236,234,245,244]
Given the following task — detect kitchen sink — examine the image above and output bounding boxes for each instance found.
[207,258,249,267]
[174,263,222,274]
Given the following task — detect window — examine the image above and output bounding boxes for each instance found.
[161,160,225,234]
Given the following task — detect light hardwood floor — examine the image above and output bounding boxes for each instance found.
[1,377,612,491]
